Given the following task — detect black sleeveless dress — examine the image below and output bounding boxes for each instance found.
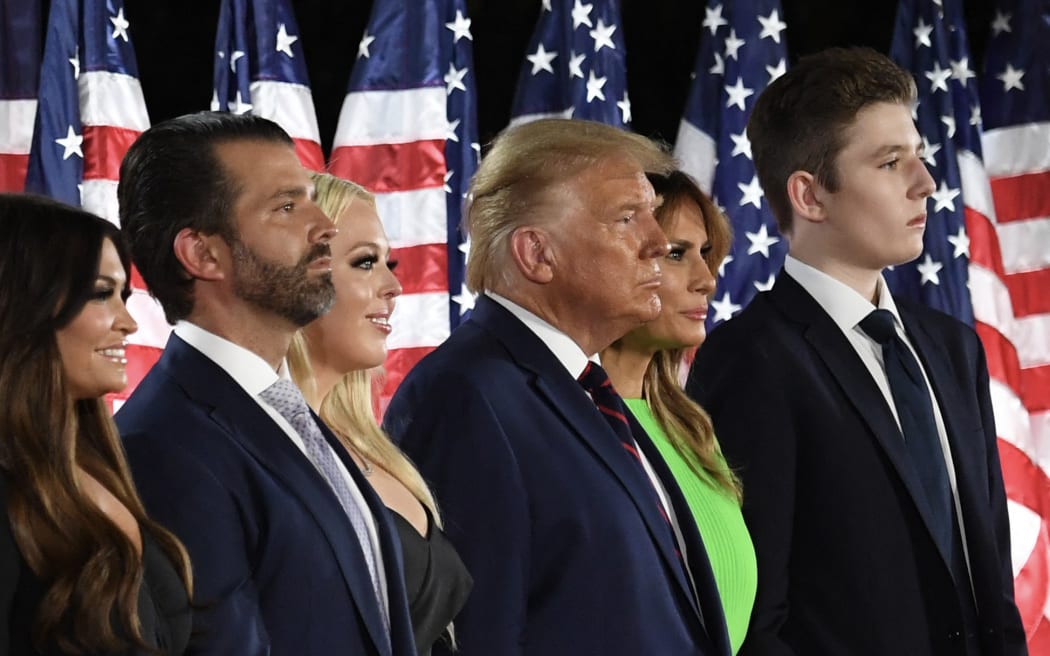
[390,506,472,656]
[0,488,191,655]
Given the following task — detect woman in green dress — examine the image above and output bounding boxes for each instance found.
[601,170,757,654]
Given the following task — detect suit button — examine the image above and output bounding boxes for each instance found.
[947,631,962,641]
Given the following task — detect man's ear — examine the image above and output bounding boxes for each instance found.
[509,226,555,284]
[786,170,827,225]
[172,228,227,281]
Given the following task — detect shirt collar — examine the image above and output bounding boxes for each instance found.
[486,292,595,379]
[783,255,903,333]
[173,321,288,397]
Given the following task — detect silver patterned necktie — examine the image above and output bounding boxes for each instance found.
[259,378,389,633]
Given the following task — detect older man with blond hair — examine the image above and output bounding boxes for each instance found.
[384,119,730,656]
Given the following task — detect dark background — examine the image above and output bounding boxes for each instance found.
[109,0,996,154]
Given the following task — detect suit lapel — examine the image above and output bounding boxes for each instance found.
[161,336,393,655]
[767,275,952,568]
[471,298,707,632]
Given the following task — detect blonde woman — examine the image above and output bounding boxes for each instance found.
[289,173,471,656]
[600,170,757,654]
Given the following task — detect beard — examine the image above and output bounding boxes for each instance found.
[229,237,336,327]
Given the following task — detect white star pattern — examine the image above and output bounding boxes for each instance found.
[766,58,786,84]
[571,0,594,29]
[730,131,751,159]
[914,18,932,48]
[542,0,552,10]
[925,62,951,93]
[738,175,764,209]
[724,29,745,60]
[445,10,473,43]
[451,283,476,315]
[443,170,454,194]
[940,115,956,139]
[921,135,941,167]
[617,92,632,124]
[568,51,586,79]
[997,64,1025,92]
[527,43,557,75]
[969,104,981,127]
[445,118,461,142]
[209,89,220,111]
[746,223,779,256]
[718,254,733,277]
[276,23,298,57]
[758,10,787,43]
[585,70,607,102]
[709,52,725,76]
[444,63,467,95]
[232,91,253,115]
[949,57,975,85]
[230,50,245,73]
[110,8,130,42]
[357,33,376,59]
[55,125,83,160]
[590,19,617,53]
[724,77,754,111]
[947,226,970,259]
[711,291,742,323]
[69,46,80,80]
[931,180,960,212]
[991,11,1012,36]
[916,254,944,286]
[703,4,728,35]
[753,274,776,292]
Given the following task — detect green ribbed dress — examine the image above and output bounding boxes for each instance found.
[625,398,757,655]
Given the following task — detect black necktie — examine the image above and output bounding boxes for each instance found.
[860,310,956,561]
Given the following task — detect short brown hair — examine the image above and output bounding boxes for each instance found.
[464,119,675,293]
[747,47,916,234]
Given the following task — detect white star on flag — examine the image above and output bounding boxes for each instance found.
[230,50,245,73]
[940,114,956,138]
[446,10,473,42]
[766,58,786,83]
[949,57,975,85]
[724,29,745,60]
[357,33,376,59]
[589,19,616,53]
[451,283,477,315]
[110,8,130,42]
[746,223,779,256]
[69,46,80,79]
[617,92,631,124]
[753,274,776,292]
[703,4,727,35]
[997,64,1025,92]
[445,63,468,95]
[571,0,593,29]
[738,175,764,210]
[725,77,754,110]
[921,135,941,166]
[757,10,787,43]
[916,254,943,285]
[718,254,733,278]
[55,125,83,160]
[946,226,970,258]
[275,23,297,57]
[568,50,585,79]
[730,131,751,159]
[990,10,1011,36]
[711,291,742,323]
[585,70,607,102]
[527,43,557,75]
[931,180,960,212]
[914,18,932,48]
[925,62,951,93]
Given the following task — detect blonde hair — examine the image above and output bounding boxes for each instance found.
[289,172,441,525]
[640,171,741,503]
[465,118,675,294]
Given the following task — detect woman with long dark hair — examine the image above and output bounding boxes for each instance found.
[0,194,192,655]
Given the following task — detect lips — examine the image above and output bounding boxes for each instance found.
[97,344,128,364]
[366,312,393,334]
[682,307,708,322]
[907,212,927,227]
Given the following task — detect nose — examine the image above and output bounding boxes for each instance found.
[640,212,671,259]
[912,155,936,199]
[381,261,403,299]
[116,296,138,336]
[692,254,717,296]
[309,202,339,244]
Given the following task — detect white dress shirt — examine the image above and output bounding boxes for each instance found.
[173,321,389,613]
[783,256,972,580]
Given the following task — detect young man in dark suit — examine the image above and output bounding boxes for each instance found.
[384,118,731,656]
[688,47,1026,656]
[114,112,416,655]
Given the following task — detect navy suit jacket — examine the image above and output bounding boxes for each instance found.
[688,272,1026,656]
[383,296,731,656]
[116,334,416,656]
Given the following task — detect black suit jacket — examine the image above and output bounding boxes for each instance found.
[116,334,416,656]
[688,272,1026,656]
[384,296,731,656]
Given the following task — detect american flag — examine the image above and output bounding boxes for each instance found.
[210,0,324,171]
[0,0,40,192]
[23,0,156,409]
[510,0,631,127]
[890,0,1049,651]
[674,0,789,329]
[329,0,479,407]
[977,1,1050,649]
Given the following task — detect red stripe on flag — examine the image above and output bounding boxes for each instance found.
[998,439,1050,514]
[392,243,449,295]
[976,321,1022,392]
[82,124,141,182]
[991,170,1050,223]
[379,346,435,414]
[130,265,148,291]
[966,207,1006,277]
[0,153,29,191]
[294,138,325,173]
[1028,618,1050,654]
[1021,364,1050,413]
[1005,269,1050,317]
[328,139,446,193]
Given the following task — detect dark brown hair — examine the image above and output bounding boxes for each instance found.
[0,193,192,653]
[747,47,917,234]
[640,173,741,502]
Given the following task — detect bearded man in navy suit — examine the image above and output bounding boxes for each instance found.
[384,118,731,656]
[688,48,1026,656]
[115,112,416,656]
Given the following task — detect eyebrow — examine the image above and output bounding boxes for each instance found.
[96,274,127,286]
[268,186,310,202]
[871,142,924,158]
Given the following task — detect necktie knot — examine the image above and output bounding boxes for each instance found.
[577,361,614,395]
[259,378,311,423]
[860,308,898,345]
